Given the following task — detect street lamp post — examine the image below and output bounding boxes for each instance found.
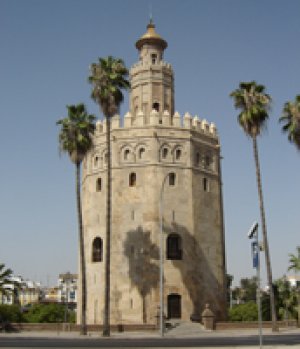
[248,222,263,349]
[159,173,170,337]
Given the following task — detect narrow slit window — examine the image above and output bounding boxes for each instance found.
[196,152,200,166]
[129,172,136,187]
[96,178,102,192]
[169,172,176,186]
[203,177,209,192]
[92,237,103,262]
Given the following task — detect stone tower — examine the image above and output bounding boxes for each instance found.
[79,22,227,326]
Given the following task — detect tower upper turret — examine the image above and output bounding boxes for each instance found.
[130,21,174,120]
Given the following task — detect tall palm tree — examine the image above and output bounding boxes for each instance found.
[279,95,300,150]
[88,56,129,336]
[288,246,300,324]
[57,103,95,335]
[230,81,278,331]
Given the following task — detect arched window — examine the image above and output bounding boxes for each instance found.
[129,172,136,187]
[162,147,168,159]
[205,155,211,168]
[167,233,182,260]
[152,102,160,112]
[94,156,99,167]
[175,149,182,160]
[124,149,130,161]
[92,237,102,262]
[96,178,102,192]
[138,147,145,159]
[169,172,176,186]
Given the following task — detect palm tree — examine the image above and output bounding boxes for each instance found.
[56,103,95,335]
[230,81,278,331]
[88,56,129,336]
[279,95,300,150]
[288,246,300,324]
[0,264,14,302]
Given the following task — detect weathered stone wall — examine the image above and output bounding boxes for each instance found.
[79,116,226,325]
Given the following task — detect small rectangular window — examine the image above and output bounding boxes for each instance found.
[151,54,157,64]
[203,178,209,192]
[169,173,176,186]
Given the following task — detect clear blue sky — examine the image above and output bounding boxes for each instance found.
[1,0,299,287]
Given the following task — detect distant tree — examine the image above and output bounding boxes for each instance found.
[229,301,258,321]
[0,304,24,324]
[279,95,300,150]
[240,277,257,302]
[288,246,300,323]
[230,81,277,331]
[56,104,95,335]
[0,264,14,298]
[274,276,297,321]
[288,247,300,274]
[24,304,65,323]
[88,56,129,336]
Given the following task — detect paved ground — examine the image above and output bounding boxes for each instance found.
[0,321,299,348]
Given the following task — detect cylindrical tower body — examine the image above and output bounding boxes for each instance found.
[78,22,227,326]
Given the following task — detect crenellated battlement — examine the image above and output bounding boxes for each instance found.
[94,110,218,138]
[130,60,173,76]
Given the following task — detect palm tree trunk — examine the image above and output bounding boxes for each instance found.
[252,136,277,331]
[76,162,87,335]
[103,116,111,337]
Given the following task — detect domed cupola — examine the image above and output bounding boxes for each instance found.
[136,19,167,51]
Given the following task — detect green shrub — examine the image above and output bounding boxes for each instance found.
[229,301,258,321]
[24,304,66,323]
[0,304,24,323]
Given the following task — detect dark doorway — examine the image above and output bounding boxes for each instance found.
[167,294,181,319]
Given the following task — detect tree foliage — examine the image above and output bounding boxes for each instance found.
[229,301,258,321]
[0,264,14,296]
[23,304,72,323]
[88,56,130,118]
[57,103,95,164]
[230,81,271,137]
[0,304,24,323]
[279,96,300,150]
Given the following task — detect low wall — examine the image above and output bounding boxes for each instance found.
[3,322,157,333]
[2,321,297,333]
[216,320,298,330]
